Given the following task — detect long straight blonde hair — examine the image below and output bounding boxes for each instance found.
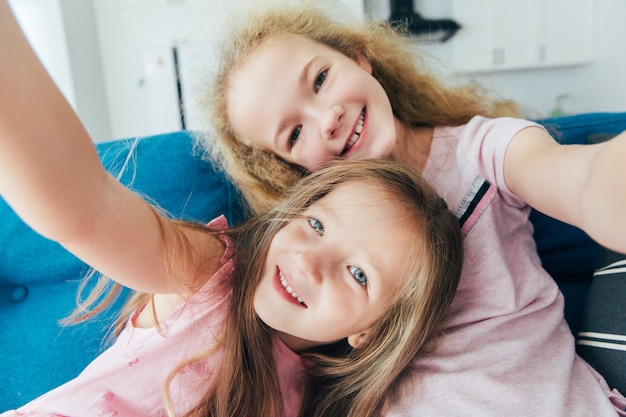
[177,159,462,416]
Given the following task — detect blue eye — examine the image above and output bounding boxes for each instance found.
[314,70,327,92]
[289,125,302,149]
[349,266,367,286]
[308,217,324,235]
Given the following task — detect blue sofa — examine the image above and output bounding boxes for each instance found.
[1,113,625,410]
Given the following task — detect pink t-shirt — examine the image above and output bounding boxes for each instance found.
[387,116,626,416]
[2,216,305,417]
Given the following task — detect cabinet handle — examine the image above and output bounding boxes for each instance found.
[538,44,547,63]
[493,48,505,65]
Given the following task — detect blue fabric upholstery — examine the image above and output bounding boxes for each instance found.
[1,114,625,410]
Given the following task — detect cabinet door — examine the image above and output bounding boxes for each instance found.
[175,44,215,131]
[452,0,594,73]
[453,0,533,71]
[534,0,594,67]
[491,1,534,70]
[129,47,182,135]
[452,0,496,72]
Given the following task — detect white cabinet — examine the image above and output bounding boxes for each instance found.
[533,0,594,67]
[451,0,594,72]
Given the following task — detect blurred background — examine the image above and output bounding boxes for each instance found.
[8,0,626,142]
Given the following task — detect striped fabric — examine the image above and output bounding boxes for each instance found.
[577,249,626,394]
[455,176,496,236]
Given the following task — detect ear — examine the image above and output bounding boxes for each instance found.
[347,330,370,349]
[354,52,373,75]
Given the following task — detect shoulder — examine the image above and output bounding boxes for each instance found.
[461,116,542,146]
[433,116,542,169]
[430,116,541,193]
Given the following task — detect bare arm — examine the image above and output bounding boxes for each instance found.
[0,0,223,295]
[505,126,626,253]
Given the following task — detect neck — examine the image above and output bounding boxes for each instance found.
[275,329,325,353]
[390,119,434,171]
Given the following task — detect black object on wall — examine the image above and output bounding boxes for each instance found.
[388,0,460,42]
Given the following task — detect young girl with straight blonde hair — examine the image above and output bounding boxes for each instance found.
[0,3,463,416]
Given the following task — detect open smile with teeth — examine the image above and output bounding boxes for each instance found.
[279,271,307,307]
[342,109,365,155]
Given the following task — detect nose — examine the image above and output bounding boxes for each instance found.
[319,104,344,140]
[294,248,326,285]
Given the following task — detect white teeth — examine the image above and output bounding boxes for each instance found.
[344,110,365,153]
[279,272,304,304]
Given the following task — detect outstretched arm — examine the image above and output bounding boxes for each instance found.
[0,0,222,295]
[505,126,626,253]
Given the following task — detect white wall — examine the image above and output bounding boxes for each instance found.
[8,0,76,107]
[366,0,626,118]
[59,0,111,141]
[7,0,111,141]
[576,0,626,113]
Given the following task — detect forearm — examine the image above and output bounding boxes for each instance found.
[507,126,626,254]
[0,0,105,240]
[578,131,626,253]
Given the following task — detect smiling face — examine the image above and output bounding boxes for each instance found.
[228,34,399,172]
[253,181,417,352]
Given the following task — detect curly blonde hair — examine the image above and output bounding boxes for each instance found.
[199,1,519,215]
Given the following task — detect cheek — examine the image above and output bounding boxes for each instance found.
[253,267,276,317]
[263,227,298,266]
[295,146,332,172]
[252,289,264,315]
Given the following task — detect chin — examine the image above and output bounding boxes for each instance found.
[364,145,393,161]
[378,137,397,159]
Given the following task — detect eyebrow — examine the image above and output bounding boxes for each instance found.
[272,56,319,151]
